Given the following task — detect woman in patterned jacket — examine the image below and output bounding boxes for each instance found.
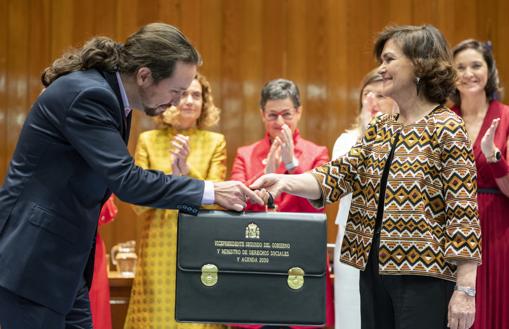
[251,25,481,329]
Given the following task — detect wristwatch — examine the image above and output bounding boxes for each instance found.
[285,158,300,171]
[486,149,501,163]
[454,285,476,297]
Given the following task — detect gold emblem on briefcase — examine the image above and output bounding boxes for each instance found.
[201,264,218,287]
[245,222,260,239]
[288,267,305,290]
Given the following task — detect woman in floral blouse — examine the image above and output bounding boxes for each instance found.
[252,25,481,329]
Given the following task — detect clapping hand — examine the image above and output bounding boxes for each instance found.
[480,118,500,161]
[265,138,282,173]
[279,124,295,166]
[171,134,190,176]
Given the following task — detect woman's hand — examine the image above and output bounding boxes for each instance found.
[279,124,296,166]
[447,291,475,329]
[250,173,285,204]
[448,261,477,329]
[171,134,190,175]
[265,138,281,174]
[480,118,500,161]
[250,172,322,203]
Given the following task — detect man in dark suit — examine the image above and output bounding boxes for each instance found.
[0,23,262,329]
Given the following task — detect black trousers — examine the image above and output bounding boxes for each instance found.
[0,278,92,329]
[360,234,454,329]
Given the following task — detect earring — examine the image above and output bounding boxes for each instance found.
[416,77,420,85]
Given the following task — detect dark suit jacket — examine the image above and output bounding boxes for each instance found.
[0,69,204,314]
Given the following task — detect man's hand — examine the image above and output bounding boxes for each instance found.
[213,181,264,211]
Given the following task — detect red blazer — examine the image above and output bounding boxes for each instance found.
[230,130,334,328]
[231,130,329,212]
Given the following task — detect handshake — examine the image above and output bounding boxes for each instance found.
[212,172,320,211]
[213,174,283,211]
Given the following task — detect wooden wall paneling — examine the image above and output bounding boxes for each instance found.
[323,0,350,243]
[199,0,224,107]
[369,0,393,37]
[478,0,507,103]
[156,0,180,26]
[93,0,118,37]
[72,0,98,43]
[28,0,51,104]
[449,0,478,45]
[435,0,457,42]
[477,0,496,40]
[0,0,8,176]
[387,0,412,26]
[116,0,139,40]
[49,0,74,58]
[286,0,307,121]
[260,0,287,82]
[495,0,509,102]
[412,0,439,26]
[199,0,224,155]
[179,0,202,47]
[301,0,329,142]
[237,0,263,156]
[219,0,244,157]
[137,0,162,27]
[6,0,30,164]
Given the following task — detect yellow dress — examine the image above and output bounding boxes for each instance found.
[124,127,227,329]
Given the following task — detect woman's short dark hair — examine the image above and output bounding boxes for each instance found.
[374,25,456,104]
[450,39,503,105]
[42,23,201,86]
[259,79,301,110]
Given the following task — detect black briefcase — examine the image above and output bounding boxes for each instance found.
[175,210,327,326]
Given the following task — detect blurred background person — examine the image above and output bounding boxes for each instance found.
[332,68,397,329]
[450,39,509,329]
[124,73,227,329]
[89,196,118,329]
[251,25,482,329]
[230,78,334,329]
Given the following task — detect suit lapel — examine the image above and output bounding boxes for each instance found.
[100,71,131,144]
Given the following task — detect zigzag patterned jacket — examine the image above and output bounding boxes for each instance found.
[312,107,481,281]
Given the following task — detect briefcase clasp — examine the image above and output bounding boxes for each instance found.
[201,264,219,287]
[287,267,305,290]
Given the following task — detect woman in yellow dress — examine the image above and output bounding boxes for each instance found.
[124,73,227,329]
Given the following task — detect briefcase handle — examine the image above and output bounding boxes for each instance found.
[266,192,277,212]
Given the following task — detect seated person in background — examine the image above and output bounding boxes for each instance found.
[124,73,227,329]
[89,195,118,329]
[332,69,397,329]
[230,78,334,329]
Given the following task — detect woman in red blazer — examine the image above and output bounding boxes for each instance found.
[231,79,334,329]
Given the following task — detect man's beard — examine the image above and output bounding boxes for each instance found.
[143,105,166,117]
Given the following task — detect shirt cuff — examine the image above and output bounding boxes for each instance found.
[201,180,215,204]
